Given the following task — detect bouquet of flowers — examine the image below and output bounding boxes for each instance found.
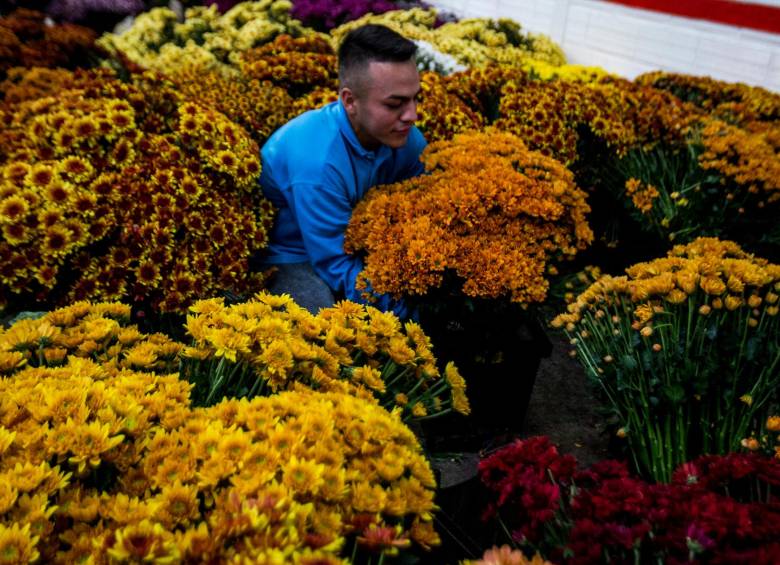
[345,129,593,305]
[97,0,318,75]
[0,360,439,561]
[479,436,780,564]
[0,67,270,314]
[181,291,470,421]
[551,238,780,482]
[331,9,565,69]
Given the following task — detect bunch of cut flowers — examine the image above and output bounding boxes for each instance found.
[551,237,780,482]
[0,67,270,315]
[0,299,443,561]
[610,115,780,247]
[181,291,470,421]
[345,129,593,306]
[97,0,319,76]
[478,436,780,564]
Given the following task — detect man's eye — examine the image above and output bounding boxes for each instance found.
[385,102,402,109]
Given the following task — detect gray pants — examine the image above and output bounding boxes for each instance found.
[265,262,335,314]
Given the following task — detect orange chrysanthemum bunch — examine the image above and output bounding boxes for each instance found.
[182,291,469,420]
[0,9,98,78]
[551,238,780,482]
[0,305,440,562]
[698,118,780,209]
[345,130,593,305]
[0,67,271,313]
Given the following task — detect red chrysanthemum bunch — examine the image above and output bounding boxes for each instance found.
[0,67,271,313]
[479,437,780,564]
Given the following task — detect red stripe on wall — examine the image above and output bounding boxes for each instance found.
[604,0,780,34]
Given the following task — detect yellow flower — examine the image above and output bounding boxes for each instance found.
[282,456,325,496]
[740,394,753,406]
[153,481,200,528]
[106,520,180,564]
[766,416,780,432]
[257,339,294,378]
[0,522,40,564]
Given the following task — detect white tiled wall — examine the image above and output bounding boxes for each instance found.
[433,0,780,91]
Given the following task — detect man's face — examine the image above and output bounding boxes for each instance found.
[341,59,421,150]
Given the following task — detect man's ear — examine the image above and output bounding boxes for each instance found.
[340,87,357,116]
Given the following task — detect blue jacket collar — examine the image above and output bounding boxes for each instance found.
[336,101,390,161]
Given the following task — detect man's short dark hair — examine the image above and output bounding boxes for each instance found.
[338,24,417,93]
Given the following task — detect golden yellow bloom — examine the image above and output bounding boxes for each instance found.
[766,416,780,432]
[0,522,40,564]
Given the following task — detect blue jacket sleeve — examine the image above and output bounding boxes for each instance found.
[286,180,409,318]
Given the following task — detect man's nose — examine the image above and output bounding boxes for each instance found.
[400,100,417,123]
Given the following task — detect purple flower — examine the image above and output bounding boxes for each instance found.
[46,0,144,21]
[291,0,408,30]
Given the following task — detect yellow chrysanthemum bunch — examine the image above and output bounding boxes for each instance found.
[0,301,182,376]
[0,327,439,561]
[345,130,593,305]
[636,71,780,126]
[551,237,780,482]
[495,76,696,164]
[0,67,270,313]
[522,60,610,83]
[182,291,469,419]
[98,0,319,76]
[416,71,484,142]
[331,9,565,69]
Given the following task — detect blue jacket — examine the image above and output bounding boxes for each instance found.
[260,100,427,316]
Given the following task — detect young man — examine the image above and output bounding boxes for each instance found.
[259,24,426,316]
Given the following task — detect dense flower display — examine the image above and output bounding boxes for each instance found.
[291,0,402,31]
[331,8,566,69]
[0,8,98,78]
[0,301,442,561]
[479,437,780,564]
[552,238,780,481]
[636,71,780,126]
[97,1,319,75]
[345,130,593,304]
[0,67,270,313]
[181,291,470,419]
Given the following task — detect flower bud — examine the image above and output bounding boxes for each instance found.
[652,343,662,352]
[698,305,711,316]
[640,326,653,337]
[740,437,759,451]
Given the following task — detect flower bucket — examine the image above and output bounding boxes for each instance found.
[420,300,552,451]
